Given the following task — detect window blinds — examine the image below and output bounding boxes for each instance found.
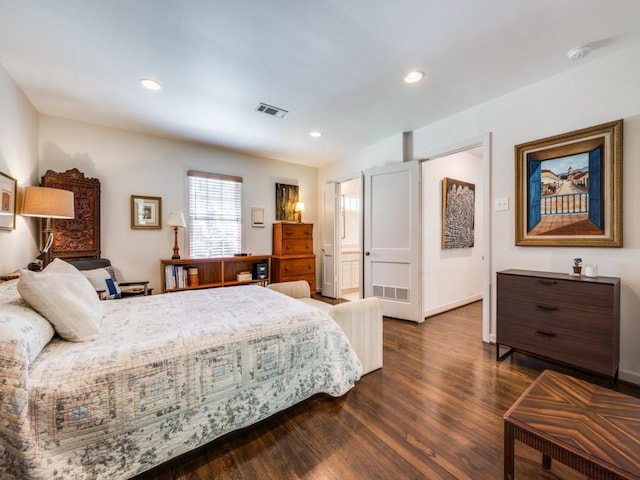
[187,170,242,258]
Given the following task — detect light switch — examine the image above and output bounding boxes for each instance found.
[495,197,509,211]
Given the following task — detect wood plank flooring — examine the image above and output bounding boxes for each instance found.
[133,301,640,480]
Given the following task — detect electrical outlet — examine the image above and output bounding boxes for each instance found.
[495,197,509,211]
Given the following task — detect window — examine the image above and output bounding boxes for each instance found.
[187,170,242,257]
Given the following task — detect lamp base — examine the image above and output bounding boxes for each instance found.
[171,227,181,260]
[27,261,43,271]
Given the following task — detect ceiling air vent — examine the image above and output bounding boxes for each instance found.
[256,102,288,118]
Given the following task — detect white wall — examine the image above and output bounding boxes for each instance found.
[38,116,319,292]
[422,151,483,317]
[0,64,40,274]
[319,42,640,385]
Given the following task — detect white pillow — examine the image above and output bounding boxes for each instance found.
[17,258,103,342]
[81,267,122,299]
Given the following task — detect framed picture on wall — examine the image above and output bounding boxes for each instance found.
[515,119,623,247]
[252,207,265,227]
[131,195,162,229]
[275,183,299,221]
[0,171,17,231]
[441,177,475,249]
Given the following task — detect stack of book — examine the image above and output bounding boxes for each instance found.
[164,265,189,290]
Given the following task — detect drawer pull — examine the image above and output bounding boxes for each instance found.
[538,279,557,285]
[536,304,558,311]
[536,330,557,337]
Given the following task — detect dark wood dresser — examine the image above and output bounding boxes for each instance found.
[496,269,620,382]
[271,222,316,296]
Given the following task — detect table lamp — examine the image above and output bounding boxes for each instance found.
[22,186,75,270]
[295,202,305,223]
[167,212,186,259]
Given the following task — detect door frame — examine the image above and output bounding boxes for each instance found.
[322,176,363,300]
[419,133,492,343]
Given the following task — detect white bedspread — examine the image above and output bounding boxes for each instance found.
[0,285,362,480]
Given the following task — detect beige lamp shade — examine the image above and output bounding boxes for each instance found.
[167,211,186,227]
[22,186,75,219]
[294,202,305,213]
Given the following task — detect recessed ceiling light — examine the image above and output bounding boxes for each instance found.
[404,71,425,83]
[309,131,323,138]
[566,44,592,61]
[140,77,162,91]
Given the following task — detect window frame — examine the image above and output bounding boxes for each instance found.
[187,169,244,258]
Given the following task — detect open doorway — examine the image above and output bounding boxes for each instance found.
[339,178,361,301]
[419,133,491,342]
[321,177,363,301]
[422,147,483,317]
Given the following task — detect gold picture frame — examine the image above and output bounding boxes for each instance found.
[0,171,17,231]
[131,195,162,229]
[515,120,623,247]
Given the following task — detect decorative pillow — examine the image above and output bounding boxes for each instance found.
[17,258,103,342]
[81,267,122,299]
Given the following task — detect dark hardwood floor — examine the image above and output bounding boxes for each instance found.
[133,301,639,480]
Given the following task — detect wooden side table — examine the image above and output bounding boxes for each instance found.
[504,370,640,479]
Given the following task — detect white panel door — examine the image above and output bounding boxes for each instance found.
[321,182,338,298]
[364,161,422,322]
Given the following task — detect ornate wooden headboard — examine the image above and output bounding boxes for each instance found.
[41,168,101,261]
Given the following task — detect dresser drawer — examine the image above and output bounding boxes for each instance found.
[279,238,313,255]
[271,255,316,296]
[498,316,616,376]
[497,274,614,314]
[497,297,614,341]
[274,256,315,276]
[278,223,312,239]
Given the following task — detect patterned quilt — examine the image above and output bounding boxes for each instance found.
[0,284,362,480]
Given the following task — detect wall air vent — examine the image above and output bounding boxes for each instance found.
[256,102,288,118]
[372,284,410,303]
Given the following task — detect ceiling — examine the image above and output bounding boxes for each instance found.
[0,1,639,168]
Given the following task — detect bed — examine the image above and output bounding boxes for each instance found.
[0,260,362,480]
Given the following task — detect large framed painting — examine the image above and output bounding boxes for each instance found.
[0,171,17,231]
[515,120,623,247]
[441,177,475,249]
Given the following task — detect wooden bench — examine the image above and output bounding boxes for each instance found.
[504,369,640,479]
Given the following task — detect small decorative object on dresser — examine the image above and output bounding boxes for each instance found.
[496,269,620,384]
[572,257,582,276]
[271,222,316,296]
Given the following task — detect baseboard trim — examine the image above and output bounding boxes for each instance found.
[619,368,640,387]
[424,294,482,318]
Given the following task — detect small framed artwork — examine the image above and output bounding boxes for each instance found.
[515,119,623,247]
[252,207,265,227]
[0,171,17,231]
[131,195,162,229]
